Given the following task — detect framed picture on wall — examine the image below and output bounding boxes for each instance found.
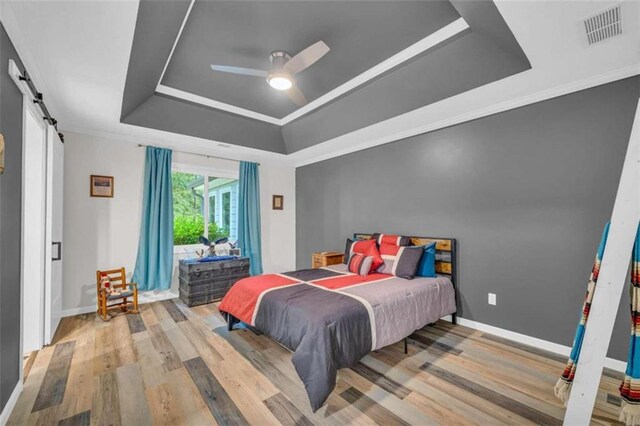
[272,194,284,210]
[90,175,114,198]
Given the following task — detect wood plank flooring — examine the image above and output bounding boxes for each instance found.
[9,299,624,425]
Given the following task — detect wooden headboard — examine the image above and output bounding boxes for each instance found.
[353,233,458,321]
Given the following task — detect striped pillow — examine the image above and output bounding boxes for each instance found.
[378,243,424,279]
[372,233,411,247]
[344,239,384,271]
[347,253,374,276]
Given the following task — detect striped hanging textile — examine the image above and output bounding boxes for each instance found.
[554,222,610,402]
[555,222,640,426]
[620,225,640,424]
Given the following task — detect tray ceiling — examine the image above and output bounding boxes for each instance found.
[121,0,531,154]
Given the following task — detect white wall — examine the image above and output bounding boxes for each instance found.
[260,163,295,274]
[62,131,295,314]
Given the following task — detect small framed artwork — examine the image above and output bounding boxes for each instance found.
[272,194,284,210]
[90,175,114,198]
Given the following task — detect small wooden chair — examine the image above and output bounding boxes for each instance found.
[96,267,138,321]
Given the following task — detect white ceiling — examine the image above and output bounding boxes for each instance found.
[1,0,639,167]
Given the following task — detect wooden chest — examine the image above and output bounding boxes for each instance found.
[178,257,250,307]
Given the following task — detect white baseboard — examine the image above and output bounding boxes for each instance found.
[61,290,179,318]
[442,316,627,373]
[0,381,23,426]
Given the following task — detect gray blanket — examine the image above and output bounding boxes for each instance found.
[255,282,372,411]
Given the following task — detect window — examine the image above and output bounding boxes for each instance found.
[172,170,238,246]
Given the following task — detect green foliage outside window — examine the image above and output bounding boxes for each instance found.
[172,216,229,246]
[172,171,230,245]
[173,215,205,245]
[207,221,229,243]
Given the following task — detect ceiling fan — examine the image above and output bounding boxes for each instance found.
[210,41,330,107]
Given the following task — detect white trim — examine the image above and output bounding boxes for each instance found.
[156,85,282,125]
[291,64,640,168]
[8,60,30,97]
[173,243,203,254]
[157,17,469,126]
[10,57,29,392]
[61,290,179,318]
[0,381,23,426]
[57,124,290,166]
[172,162,239,179]
[440,316,627,372]
[282,17,469,125]
[156,0,195,88]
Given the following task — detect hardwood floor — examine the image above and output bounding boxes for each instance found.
[9,299,624,425]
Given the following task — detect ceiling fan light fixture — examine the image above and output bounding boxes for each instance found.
[211,41,330,106]
[267,73,293,90]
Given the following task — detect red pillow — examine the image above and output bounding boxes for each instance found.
[372,233,411,246]
[363,244,384,272]
[344,239,383,271]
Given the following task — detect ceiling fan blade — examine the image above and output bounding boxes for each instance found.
[283,41,330,74]
[210,65,268,77]
[286,85,307,107]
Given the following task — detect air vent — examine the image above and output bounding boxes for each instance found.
[583,5,622,45]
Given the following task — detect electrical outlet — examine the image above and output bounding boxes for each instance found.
[488,293,497,306]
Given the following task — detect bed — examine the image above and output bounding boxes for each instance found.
[218,234,458,412]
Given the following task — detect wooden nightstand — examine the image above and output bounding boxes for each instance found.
[312,252,344,268]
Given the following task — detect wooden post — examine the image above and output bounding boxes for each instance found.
[564,98,640,423]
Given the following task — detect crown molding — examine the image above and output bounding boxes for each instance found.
[291,63,640,168]
[58,123,292,166]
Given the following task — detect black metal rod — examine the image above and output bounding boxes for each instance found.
[19,70,63,142]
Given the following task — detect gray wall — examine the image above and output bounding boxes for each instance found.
[0,22,24,413]
[296,76,640,361]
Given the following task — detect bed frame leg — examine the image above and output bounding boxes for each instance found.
[451,313,457,325]
[404,338,408,354]
[227,314,236,331]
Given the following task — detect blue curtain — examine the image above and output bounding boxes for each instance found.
[133,147,173,290]
[238,161,263,275]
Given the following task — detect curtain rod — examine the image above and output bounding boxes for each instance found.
[137,144,260,165]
